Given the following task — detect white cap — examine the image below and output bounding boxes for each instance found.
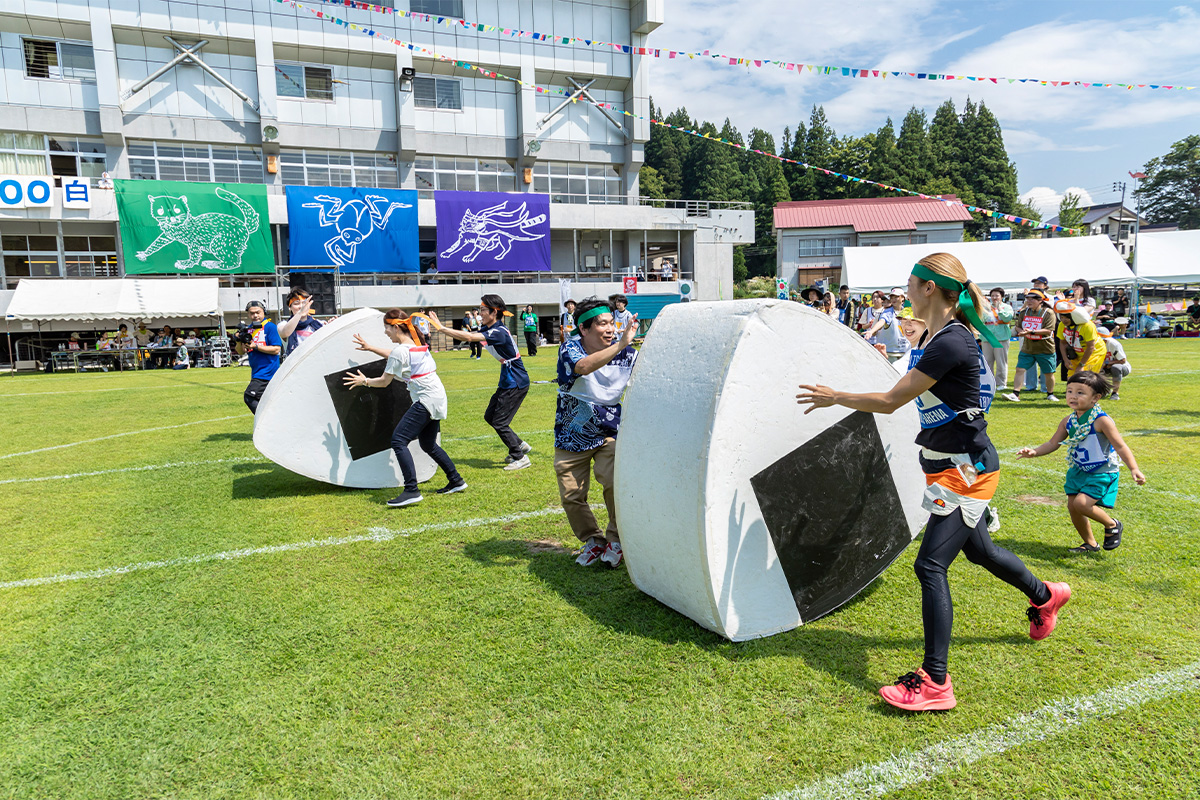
[889,287,906,297]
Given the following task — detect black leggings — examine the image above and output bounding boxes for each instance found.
[914,508,1049,683]
[391,402,461,492]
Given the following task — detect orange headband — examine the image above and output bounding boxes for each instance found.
[385,316,421,341]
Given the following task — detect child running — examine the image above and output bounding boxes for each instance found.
[344,309,467,508]
[1017,370,1145,552]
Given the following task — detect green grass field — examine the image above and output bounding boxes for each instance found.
[2,338,1199,799]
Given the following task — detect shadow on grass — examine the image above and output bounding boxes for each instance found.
[205,432,253,442]
[994,537,1121,578]
[462,538,1027,694]
[229,462,356,499]
[1126,428,1200,438]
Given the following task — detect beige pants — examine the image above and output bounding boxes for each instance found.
[554,438,618,544]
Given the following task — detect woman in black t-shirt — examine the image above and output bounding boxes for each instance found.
[797,252,1071,713]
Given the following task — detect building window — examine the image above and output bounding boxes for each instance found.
[0,133,106,180]
[413,77,462,110]
[411,0,463,16]
[279,149,400,188]
[127,141,263,183]
[276,64,334,101]
[415,157,516,199]
[23,38,96,82]
[2,235,61,288]
[797,237,850,258]
[63,235,119,278]
[909,234,928,245]
[532,162,621,204]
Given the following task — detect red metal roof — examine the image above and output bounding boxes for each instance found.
[773,195,973,233]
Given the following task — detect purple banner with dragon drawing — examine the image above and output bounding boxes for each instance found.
[435,191,551,272]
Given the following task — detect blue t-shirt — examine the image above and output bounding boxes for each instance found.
[482,322,530,389]
[287,316,323,354]
[248,321,283,381]
[555,338,638,451]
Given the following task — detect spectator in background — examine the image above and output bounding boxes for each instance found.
[608,294,634,337]
[821,291,838,318]
[1005,289,1058,403]
[1186,296,1200,331]
[1111,289,1130,339]
[800,287,821,308]
[134,321,152,347]
[68,332,82,351]
[981,288,1014,391]
[862,287,911,362]
[117,324,136,350]
[457,309,472,350]
[560,299,577,342]
[1055,299,1106,376]
[836,284,858,329]
[1094,302,1115,328]
[1096,326,1130,400]
[277,288,324,355]
[660,261,674,281]
[172,338,190,370]
[467,311,483,359]
[1070,279,1096,315]
[520,304,539,356]
[858,291,885,337]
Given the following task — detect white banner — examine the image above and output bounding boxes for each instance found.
[559,278,572,312]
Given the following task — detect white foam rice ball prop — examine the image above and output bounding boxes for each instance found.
[614,299,926,641]
[254,307,437,489]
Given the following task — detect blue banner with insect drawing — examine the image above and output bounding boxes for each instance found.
[285,186,419,273]
[435,191,551,272]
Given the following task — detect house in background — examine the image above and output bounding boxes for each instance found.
[1046,203,1149,256]
[774,196,971,290]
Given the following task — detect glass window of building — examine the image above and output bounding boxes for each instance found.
[22,39,96,82]
[276,64,334,101]
[278,150,400,188]
[63,235,119,278]
[0,133,106,179]
[127,141,263,183]
[413,77,462,110]
[410,0,463,16]
[414,157,516,199]
[797,237,850,258]
[3,235,61,288]
[531,161,621,204]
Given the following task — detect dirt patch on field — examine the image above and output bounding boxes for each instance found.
[1015,495,1059,506]
[525,539,572,555]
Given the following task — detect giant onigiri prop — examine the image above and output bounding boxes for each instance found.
[614,299,926,641]
[254,308,437,488]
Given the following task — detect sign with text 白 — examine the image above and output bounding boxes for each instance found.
[115,179,274,274]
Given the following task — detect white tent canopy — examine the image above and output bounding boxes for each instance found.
[6,278,221,322]
[841,236,1136,293]
[1132,230,1200,284]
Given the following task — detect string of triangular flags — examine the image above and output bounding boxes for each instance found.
[272,0,1079,233]
[313,0,1194,92]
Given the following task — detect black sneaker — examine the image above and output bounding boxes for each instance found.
[386,490,423,507]
[1103,519,1123,550]
[435,480,468,495]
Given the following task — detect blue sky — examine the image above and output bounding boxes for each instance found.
[647,0,1200,218]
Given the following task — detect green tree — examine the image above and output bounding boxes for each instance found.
[803,106,839,198]
[733,246,748,283]
[638,164,667,206]
[1136,134,1200,228]
[690,120,746,202]
[961,101,1019,238]
[741,128,791,278]
[1057,192,1087,235]
[644,101,685,199]
[926,99,972,203]
[894,106,933,192]
[868,117,899,193]
[830,133,874,198]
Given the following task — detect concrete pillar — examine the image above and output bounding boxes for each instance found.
[396,49,416,187]
[89,8,125,176]
[252,24,281,186]
[515,58,539,193]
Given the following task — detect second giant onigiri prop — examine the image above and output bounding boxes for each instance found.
[614,299,926,641]
[254,307,437,488]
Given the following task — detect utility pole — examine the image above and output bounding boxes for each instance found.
[1128,171,1147,334]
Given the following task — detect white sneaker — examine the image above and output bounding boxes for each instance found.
[600,540,623,567]
[575,537,605,566]
[1046,394,1060,402]
[503,455,531,471]
[1111,392,1120,400]
[1002,393,1020,402]
[503,442,533,463]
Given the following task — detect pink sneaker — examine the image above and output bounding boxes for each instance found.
[574,537,605,567]
[1028,581,1071,640]
[879,668,957,711]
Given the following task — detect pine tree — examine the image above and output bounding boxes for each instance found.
[868,117,899,194]
[691,120,746,202]
[804,106,838,198]
[962,101,1019,237]
[927,99,968,195]
[743,128,791,277]
[639,165,667,204]
[894,106,933,192]
[644,101,685,200]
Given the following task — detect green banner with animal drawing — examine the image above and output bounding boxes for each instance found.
[114,180,275,274]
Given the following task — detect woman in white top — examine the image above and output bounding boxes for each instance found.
[858,291,886,339]
[344,308,467,508]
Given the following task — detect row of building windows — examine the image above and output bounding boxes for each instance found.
[0,132,107,179]
[2,235,119,288]
[279,150,400,189]
[127,142,264,184]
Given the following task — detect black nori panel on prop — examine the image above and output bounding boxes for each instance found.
[324,358,412,461]
[750,410,911,622]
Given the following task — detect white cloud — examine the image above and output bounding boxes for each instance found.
[1005,129,1113,155]
[1020,186,1095,217]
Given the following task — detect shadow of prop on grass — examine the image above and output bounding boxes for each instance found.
[205,431,253,442]
[230,461,358,500]
[461,538,1025,694]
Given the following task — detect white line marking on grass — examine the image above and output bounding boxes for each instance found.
[0,456,263,486]
[0,505,589,590]
[0,381,243,398]
[1000,458,1200,505]
[765,660,1200,800]
[0,416,243,461]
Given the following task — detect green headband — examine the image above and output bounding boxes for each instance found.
[575,305,612,327]
[910,263,1002,348]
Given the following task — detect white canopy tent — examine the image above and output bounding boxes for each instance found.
[6,278,221,321]
[1132,230,1200,284]
[841,236,1135,293]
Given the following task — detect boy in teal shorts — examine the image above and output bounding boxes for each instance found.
[1017,371,1146,552]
